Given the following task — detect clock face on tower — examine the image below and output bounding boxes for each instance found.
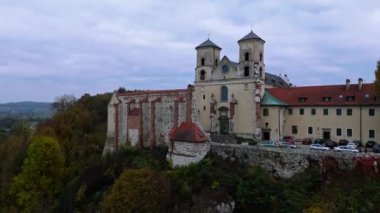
[222,65,229,73]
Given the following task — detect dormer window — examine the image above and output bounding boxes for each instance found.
[346,96,355,101]
[201,58,205,66]
[299,97,308,103]
[200,70,205,81]
[244,66,250,77]
[322,97,332,102]
[244,52,249,61]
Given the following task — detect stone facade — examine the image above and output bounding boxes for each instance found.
[104,86,199,152]
[194,31,268,139]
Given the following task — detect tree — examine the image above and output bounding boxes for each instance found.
[10,136,64,212]
[101,168,170,213]
[375,60,380,96]
[52,94,76,112]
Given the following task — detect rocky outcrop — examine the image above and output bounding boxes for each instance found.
[211,143,366,178]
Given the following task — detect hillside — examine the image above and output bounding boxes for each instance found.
[0,101,54,118]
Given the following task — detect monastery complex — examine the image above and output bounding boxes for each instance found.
[103,31,380,162]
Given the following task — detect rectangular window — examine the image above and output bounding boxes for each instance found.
[336,108,342,116]
[336,128,342,136]
[288,108,293,115]
[311,108,316,115]
[203,95,206,100]
[323,108,328,115]
[347,129,352,137]
[369,108,375,116]
[263,108,269,117]
[203,106,206,111]
[308,127,313,134]
[300,108,304,115]
[347,109,352,116]
[292,125,298,134]
[369,130,375,138]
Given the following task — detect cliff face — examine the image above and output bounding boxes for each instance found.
[211,143,366,178]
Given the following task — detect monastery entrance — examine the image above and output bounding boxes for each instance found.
[219,116,229,135]
[262,130,270,140]
[322,129,331,140]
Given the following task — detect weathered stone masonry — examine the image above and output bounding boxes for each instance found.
[211,143,366,178]
[104,87,191,153]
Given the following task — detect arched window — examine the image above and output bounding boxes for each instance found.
[215,59,218,66]
[201,58,205,66]
[260,53,263,62]
[200,70,205,80]
[221,86,228,101]
[259,67,263,77]
[244,52,249,61]
[244,66,250,77]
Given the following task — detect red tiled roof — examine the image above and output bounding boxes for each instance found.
[169,122,208,143]
[267,83,380,106]
[117,88,187,97]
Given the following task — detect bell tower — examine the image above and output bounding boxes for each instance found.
[194,39,221,82]
[238,30,265,84]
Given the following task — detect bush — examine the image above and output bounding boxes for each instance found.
[101,168,170,213]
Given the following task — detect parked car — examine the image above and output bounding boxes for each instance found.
[302,138,313,145]
[325,140,338,149]
[314,138,326,144]
[366,141,377,148]
[373,144,380,153]
[278,141,297,148]
[258,141,277,147]
[352,140,363,147]
[346,142,357,149]
[283,136,295,144]
[338,139,349,146]
[333,146,359,153]
[310,144,330,151]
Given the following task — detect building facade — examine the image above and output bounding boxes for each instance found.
[261,80,380,143]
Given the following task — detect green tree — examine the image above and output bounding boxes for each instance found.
[101,168,170,213]
[10,136,64,212]
[375,60,380,96]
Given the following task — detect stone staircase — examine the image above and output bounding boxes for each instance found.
[210,134,236,144]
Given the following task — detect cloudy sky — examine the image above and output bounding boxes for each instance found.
[0,0,379,103]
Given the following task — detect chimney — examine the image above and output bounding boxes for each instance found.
[346,79,350,91]
[358,78,363,91]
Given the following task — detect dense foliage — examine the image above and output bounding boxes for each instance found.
[10,136,64,212]
[1,92,380,212]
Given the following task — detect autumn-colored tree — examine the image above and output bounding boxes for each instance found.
[101,168,170,213]
[375,60,380,96]
[10,136,64,212]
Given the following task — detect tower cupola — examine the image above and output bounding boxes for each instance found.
[195,38,221,81]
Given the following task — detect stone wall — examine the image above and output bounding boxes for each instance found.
[211,143,371,178]
[169,141,211,167]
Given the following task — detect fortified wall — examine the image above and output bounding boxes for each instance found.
[211,143,377,178]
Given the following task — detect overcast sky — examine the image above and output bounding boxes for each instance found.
[0,0,379,103]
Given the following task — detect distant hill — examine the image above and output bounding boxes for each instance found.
[0,101,54,118]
